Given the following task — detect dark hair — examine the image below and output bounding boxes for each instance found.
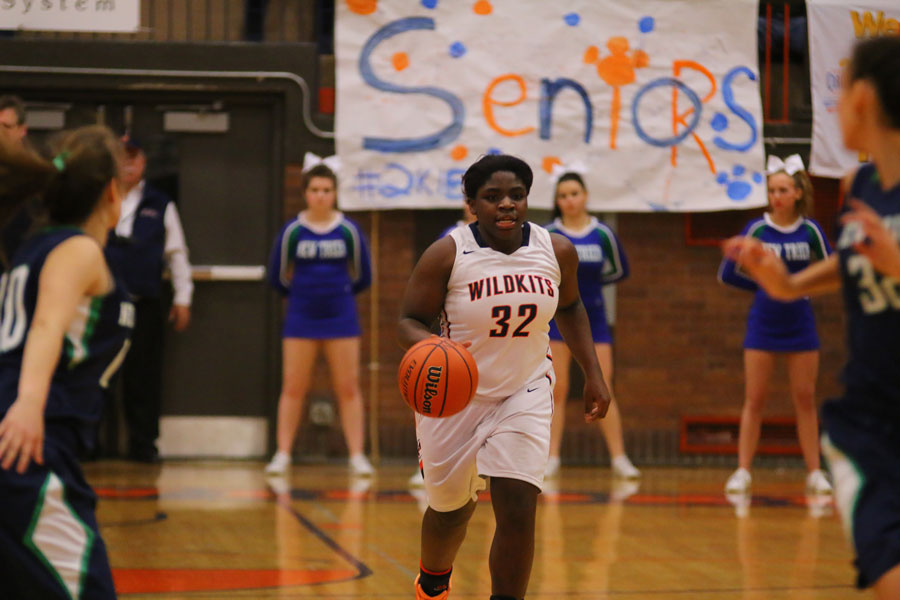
[0,124,121,232]
[302,164,338,192]
[551,172,587,220]
[0,95,26,125]
[461,154,533,200]
[848,37,900,130]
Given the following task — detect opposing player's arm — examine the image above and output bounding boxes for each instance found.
[550,233,611,421]
[398,236,456,350]
[0,237,108,473]
[722,236,841,300]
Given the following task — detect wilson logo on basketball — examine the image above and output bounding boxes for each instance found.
[397,337,478,418]
[421,365,443,413]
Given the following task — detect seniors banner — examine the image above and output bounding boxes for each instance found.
[335,0,765,212]
[0,1,140,33]
[807,0,899,178]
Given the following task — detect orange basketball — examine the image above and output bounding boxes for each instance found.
[397,337,478,418]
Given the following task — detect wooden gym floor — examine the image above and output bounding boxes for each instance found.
[87,462,857,599]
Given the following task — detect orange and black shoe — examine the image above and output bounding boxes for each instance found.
[414,574,451,599]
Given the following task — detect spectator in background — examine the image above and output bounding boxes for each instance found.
[105,135,193,463]
[0,95,35,269]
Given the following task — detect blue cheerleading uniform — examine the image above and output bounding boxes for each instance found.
[819,164,900,590]
[268,212,371,339]
[0,228,133,599]
[545,217,628,343]
[718,213,831,351]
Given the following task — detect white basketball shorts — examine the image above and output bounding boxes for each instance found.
[415,371,554,512]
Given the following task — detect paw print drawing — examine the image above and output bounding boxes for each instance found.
[716,165,763,201]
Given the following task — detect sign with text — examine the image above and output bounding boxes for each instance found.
[336,0,765,212]
[0,1,140,33]
[808,0,899,178]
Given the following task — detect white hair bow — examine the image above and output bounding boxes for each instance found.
[549,160,589,186]
[766,154,804,176]
[303,151,341,173]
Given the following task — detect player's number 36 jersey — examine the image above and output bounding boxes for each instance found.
[442,223,560,399]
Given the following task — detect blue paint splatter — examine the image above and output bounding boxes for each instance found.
[421,0,438,8]
[449,41,467,58]
[487,147,502,155]
[752,172,763,184]
[639,16,655,33]
[710,112,728,132]
[718,165,760,201]
[564,13,580,26]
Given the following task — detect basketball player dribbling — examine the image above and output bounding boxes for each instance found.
[724,37,900,598]
[398,154,611,600]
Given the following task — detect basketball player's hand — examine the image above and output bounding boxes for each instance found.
[0,399,44,473]
[841,199,900,279]
[583,378,611,422]
[436,334,472,349]
[170,304,191,332]
[723,236,789,294]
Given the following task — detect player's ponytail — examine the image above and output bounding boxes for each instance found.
[848,37,900,131]
[41,125,121,225]
[0,137,56,265]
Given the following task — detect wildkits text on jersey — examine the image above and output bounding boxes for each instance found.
[467,274,556,302]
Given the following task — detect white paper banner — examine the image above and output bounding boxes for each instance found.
[808,0,899,178]
[0,1,140,33]
[336,0,765,212]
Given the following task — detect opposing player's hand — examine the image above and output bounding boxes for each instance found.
[841,199,900,279]
[722,236,789,295]
[170,304,191,332]
[583,377,611,422]
[0,399,44,473]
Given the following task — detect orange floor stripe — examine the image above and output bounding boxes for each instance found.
[113,568,359,593]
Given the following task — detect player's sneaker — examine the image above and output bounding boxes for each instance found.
[415,574,450,599]
[264,451,291,474]
[543,455,561,478]
[611,455,641,479]
[349,454,375,476]
[806,469,833,495]
[725,468,751,494]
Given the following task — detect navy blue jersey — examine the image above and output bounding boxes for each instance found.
[719,213,831,351]
[267,212,371,339]
[545,217,628,314]
[0,228,134,426]
[835,164,900,415]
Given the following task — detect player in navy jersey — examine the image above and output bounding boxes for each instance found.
[543,172,639,480]
[399,154,611,600]
[718,155,833,497]
[265,160,374,476]
[0,125,131,599]
[725,36,900,596]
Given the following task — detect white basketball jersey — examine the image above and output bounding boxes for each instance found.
[443,223,560,399]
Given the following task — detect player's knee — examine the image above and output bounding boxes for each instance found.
[333,379,360,400]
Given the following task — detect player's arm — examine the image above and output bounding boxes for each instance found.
[550,233,611,422]
[0,237,108,473]
[398,236,456,350]
[722,236,841,300]
[841,199,900,280]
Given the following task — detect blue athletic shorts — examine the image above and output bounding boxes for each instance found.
[0,423,116,599]
[548,307,611,344]
[821,398,900,589]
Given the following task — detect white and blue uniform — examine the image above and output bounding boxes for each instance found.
[718,213,831,351]
[268,212,371,339]
[0,228,133,600]
[820,164,900,589]
[545,217,628,343]
[417,222,560,512]
[438,220,468,239]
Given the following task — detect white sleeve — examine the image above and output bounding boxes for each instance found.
[164,202,194,306]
